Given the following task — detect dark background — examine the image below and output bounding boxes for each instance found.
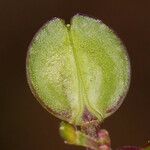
[0,0,150,150]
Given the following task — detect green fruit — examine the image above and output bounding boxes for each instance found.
[26,14,130,125]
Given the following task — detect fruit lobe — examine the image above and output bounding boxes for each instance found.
[26,14,130,125]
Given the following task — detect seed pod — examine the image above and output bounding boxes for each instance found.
[26,14,130,126]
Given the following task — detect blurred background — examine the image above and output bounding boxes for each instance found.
[0,0,150,150]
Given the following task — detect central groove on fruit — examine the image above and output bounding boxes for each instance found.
[67,25,103,124]
[66,25,84,124]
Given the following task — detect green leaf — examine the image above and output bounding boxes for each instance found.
[26,14,130,125]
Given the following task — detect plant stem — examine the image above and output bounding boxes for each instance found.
[81,121,99,150]
[59,121,111,150]
[81,121,111,150]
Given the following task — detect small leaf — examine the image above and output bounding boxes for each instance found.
[59,122,77,144]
